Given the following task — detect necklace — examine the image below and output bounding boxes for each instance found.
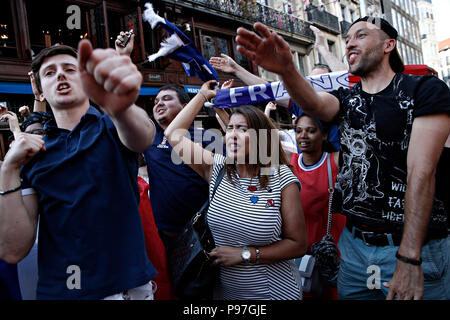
[247,177,259,204]
[236,174,259,204]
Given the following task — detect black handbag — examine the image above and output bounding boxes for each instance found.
[295,153,340,293]
[168,167,224,300]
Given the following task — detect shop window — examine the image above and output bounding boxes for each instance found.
[107,11,124,49]
[0,1,17,58]
[25,0,89,56]
[201,34,218,61]
[299,55,306,77]
[201,32,231,61]
[200,31,251,73]
[234,48,250,71]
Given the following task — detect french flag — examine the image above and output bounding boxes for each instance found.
[142,3,218,82]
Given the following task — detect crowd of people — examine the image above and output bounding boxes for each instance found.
[0,16,449,301]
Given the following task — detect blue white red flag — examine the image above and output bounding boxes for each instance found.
[142,3,218,82]
[212,70,353,108]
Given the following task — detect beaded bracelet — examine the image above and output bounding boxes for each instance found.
[0,185,21,195]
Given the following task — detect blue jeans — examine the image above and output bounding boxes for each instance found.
[337,227,450,300]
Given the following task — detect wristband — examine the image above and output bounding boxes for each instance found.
[198,91,208,103]
[0,184,21,195]
[395,251,422,266]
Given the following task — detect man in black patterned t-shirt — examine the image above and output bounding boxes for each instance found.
[235,17,450,300]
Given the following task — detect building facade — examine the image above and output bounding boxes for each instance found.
[417,0,440,72]
[1,0,355,158]
[438,38,450,87]
[384,0,424,65]
[0,0,369,159]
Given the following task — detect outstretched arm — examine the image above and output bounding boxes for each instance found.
[77,39,155,153]
[164,81,218,182]
[310,26,347,72]
[210,53,267,86]
[236,22,340,122]
[213,79,233,130]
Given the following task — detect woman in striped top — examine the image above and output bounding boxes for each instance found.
[164,80,307,300]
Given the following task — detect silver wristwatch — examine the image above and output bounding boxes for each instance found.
[241,246,251,264]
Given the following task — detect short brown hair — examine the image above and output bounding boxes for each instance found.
[31,45,78,93]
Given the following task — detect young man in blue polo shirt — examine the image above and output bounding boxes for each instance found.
[0,39,157,299]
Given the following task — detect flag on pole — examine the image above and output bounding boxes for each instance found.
[142,3,218,82]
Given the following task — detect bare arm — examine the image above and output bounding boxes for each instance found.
[209,182,307,266]
[164,81,218,182]
[236,22,340,122]
[213,79,234,130]
[0,133,43,263]
[214,108,229,131]
[385,113,450,300]
[210,53,266,86]
[310,26,347,72]
[78,39,155,152]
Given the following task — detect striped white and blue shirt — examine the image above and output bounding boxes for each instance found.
[207,154,303,300]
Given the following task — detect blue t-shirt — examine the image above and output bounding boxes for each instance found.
[144,124,222,233]
[289,100,340,152]
[20,106,156,299]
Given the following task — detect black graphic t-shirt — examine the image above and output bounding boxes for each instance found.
[330,73,450,232]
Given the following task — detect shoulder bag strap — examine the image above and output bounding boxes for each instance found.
[326,153,334,235]
[210,165,225,202]
[194,165,225,224]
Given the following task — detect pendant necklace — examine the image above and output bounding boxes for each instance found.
[237,174,259,204]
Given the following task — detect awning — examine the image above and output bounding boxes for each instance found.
[0,82,33,94]
[0,82,201,96]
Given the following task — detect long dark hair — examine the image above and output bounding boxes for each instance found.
[225,105,290,189]
[295,113,337,153]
